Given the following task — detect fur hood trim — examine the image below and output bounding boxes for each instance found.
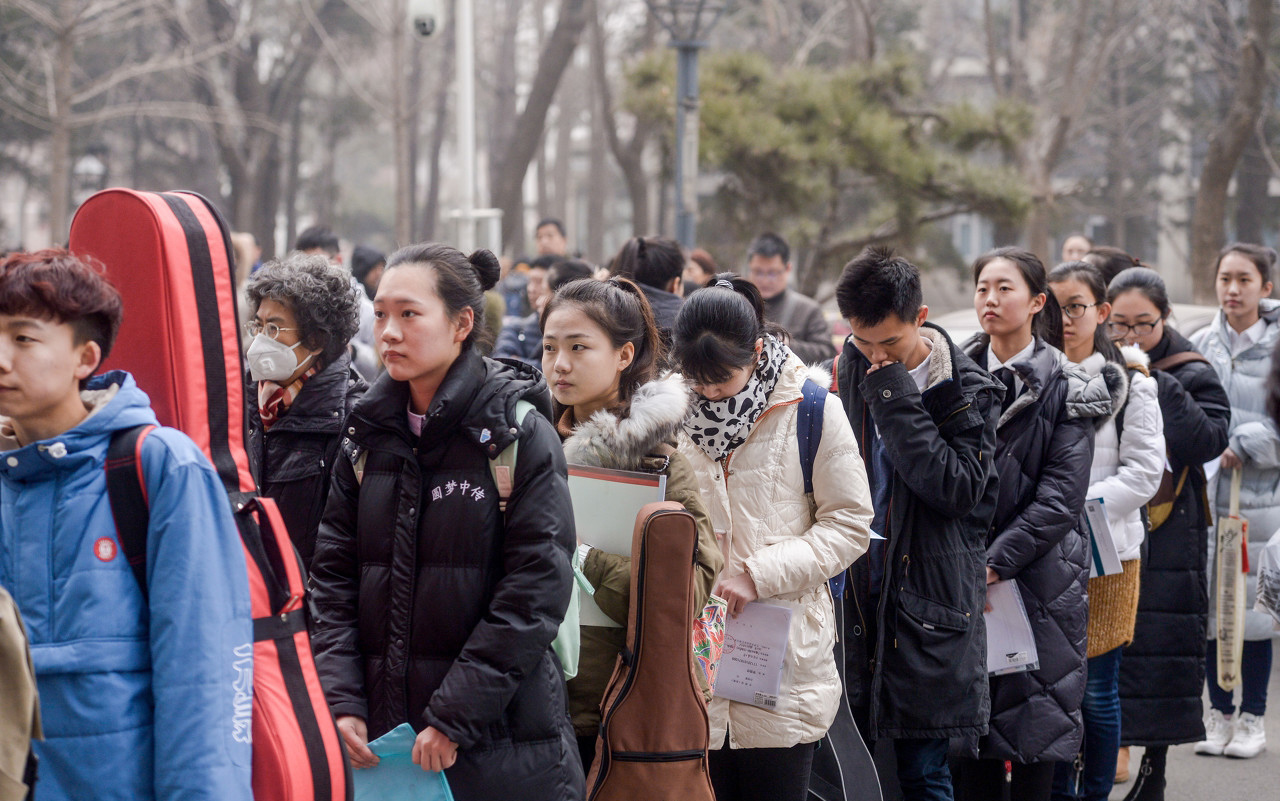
[562,373,693,469]
[804,364,833,390]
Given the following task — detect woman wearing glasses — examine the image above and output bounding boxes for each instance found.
[1106,266,1231,801]
[1047,262,1164,801]
[243,252,368,571]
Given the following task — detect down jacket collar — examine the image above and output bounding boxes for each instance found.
[561,373,692,469]
[348,349,552,456]
[1080,344,1150,429]
[964,335,1113,428]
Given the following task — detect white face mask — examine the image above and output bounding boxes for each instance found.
[246,333,314,383]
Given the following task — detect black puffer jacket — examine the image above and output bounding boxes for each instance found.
[1119,328,1231,747]
[246,352,367,571]
[963,336,1110,764]
[836,324,1002,741]
[310,350,584,800]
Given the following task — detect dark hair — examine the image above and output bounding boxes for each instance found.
[971,247,1063,350]
[1106,267,1171,319]
[612,236,684,291]
[672,273,770,384]
[547,259,595,292]
[541,276,662,410]
[384,243,501,351]
[690,248,719,279]
[294,225,340,256]
[350,245,386,282]
[1215,242,1277,285]
[529,254,564,271]
[246,252,362,363]
[0,248,124,374]
[1082,246,1142,285]
[747,232,789,265]
[1047,261,1123,363]
[835,246,923,326]
[535,218,566,237]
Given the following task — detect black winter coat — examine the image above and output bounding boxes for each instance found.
[835,324,1002,741]
[310,349,584,800]
[1119,329,1231,746]
[963,336,1109,764]
[246,352,367,571]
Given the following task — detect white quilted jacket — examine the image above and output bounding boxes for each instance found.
[679,353,872,749]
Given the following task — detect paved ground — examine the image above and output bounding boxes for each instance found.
[1110,649,1279,800]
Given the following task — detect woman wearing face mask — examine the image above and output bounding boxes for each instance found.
[309,243,583,800]
[1189,243,1280,762]
[954,248,1111,801]
[244,253,368,571]
[670,274,871,801]
[540,275,723,774]
[1106,266,1230,801]
[1046,262,1165,801]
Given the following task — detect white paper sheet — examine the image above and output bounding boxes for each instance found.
[984,579,1039,676]
[713,601,793,709]
[566,464,667,628]
[1085,498,1123,578]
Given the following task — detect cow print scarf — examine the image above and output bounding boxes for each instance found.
[684,335,788,463]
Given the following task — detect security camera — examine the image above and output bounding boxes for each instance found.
[408,0,442,38]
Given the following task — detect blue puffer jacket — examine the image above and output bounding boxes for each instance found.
[0,371,252,801]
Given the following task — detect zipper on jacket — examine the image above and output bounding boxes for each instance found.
[610,749,704,762]
[938,402,972,427]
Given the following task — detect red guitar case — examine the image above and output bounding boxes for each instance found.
[69,189,352,801]
[586,501,715,801]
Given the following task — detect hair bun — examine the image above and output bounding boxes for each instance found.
[468,249,501,290]
[1267,248,1279,268]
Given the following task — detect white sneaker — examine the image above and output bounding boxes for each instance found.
[1195,709,1233,755]
[1224,712,1267,758]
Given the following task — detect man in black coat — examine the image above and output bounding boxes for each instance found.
[830,248,1003,801]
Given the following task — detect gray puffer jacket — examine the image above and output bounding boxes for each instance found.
[1192,299,1280,641]
[963,336,1112,764]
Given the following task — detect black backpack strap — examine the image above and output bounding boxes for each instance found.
[105,425,157,601]
[797,379,827,495]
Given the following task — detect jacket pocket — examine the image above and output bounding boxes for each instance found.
[898,590,970,632]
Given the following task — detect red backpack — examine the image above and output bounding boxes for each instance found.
[70,188,352,801]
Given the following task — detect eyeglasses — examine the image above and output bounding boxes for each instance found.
[1060,302,1100,319]
[1106,320,1158,337]
[244,321,300,340]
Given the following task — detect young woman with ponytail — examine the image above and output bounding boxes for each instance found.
[539,275,724,772]
[955,248,1112,801]
[1047,261,1165,801]
[310,243,584,800]
[669,274,872,801]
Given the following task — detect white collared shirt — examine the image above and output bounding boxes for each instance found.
[986,339,1037,397]
[907,337,935,394]
[1227,316,1268,356]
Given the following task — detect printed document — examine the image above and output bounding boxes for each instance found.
[985,579,1039,676]
[714,601,792,709]
[566,464,667,627]
[1085,498,1123,578]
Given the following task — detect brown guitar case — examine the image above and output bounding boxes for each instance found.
[585,501,715,801]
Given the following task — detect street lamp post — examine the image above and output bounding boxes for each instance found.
[643,1,727,251]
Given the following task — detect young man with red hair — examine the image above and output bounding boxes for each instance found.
[0,249,252,801]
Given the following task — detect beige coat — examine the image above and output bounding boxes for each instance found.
[1,586,40,801]
[680,354,872,749]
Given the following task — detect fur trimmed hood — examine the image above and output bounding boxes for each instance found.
[562,373,693,469]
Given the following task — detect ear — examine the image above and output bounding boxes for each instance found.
[667,276,682,295]
[754,338,764,358]
[452,306,475,344]
[1030,292,1046,315]
[916,305,929,326]
[75,340,102,382]
[1265,281,1275,297]
[1096,300,1111,324]
[617,341,635,372]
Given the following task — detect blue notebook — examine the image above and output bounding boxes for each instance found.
[352,723,455,801]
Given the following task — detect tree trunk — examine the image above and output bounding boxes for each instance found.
[392,2,412,245]
[285,101,303,250]
[1190,0,1272,301]
[1234,125,1269,245]
[586,72,607,261]
[49,10,74,244]
[422,1,456,242]
[490,0,592,253]
[590,3,650,236]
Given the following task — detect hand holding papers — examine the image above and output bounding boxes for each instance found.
[984,579,1039,676]
[566,465,667,627]
[353,723,456,801]
[713,601,792,709]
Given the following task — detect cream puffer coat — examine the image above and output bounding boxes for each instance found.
[679,353,872,750]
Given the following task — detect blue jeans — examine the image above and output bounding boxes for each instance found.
[1206,638,1273,717]
[1051,646,1122,801]
[895,737,953,801]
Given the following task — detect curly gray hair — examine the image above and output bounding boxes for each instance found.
[245,252,361,363]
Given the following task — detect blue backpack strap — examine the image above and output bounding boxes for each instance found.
[797,379,827,495]
[105,424,157,601]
